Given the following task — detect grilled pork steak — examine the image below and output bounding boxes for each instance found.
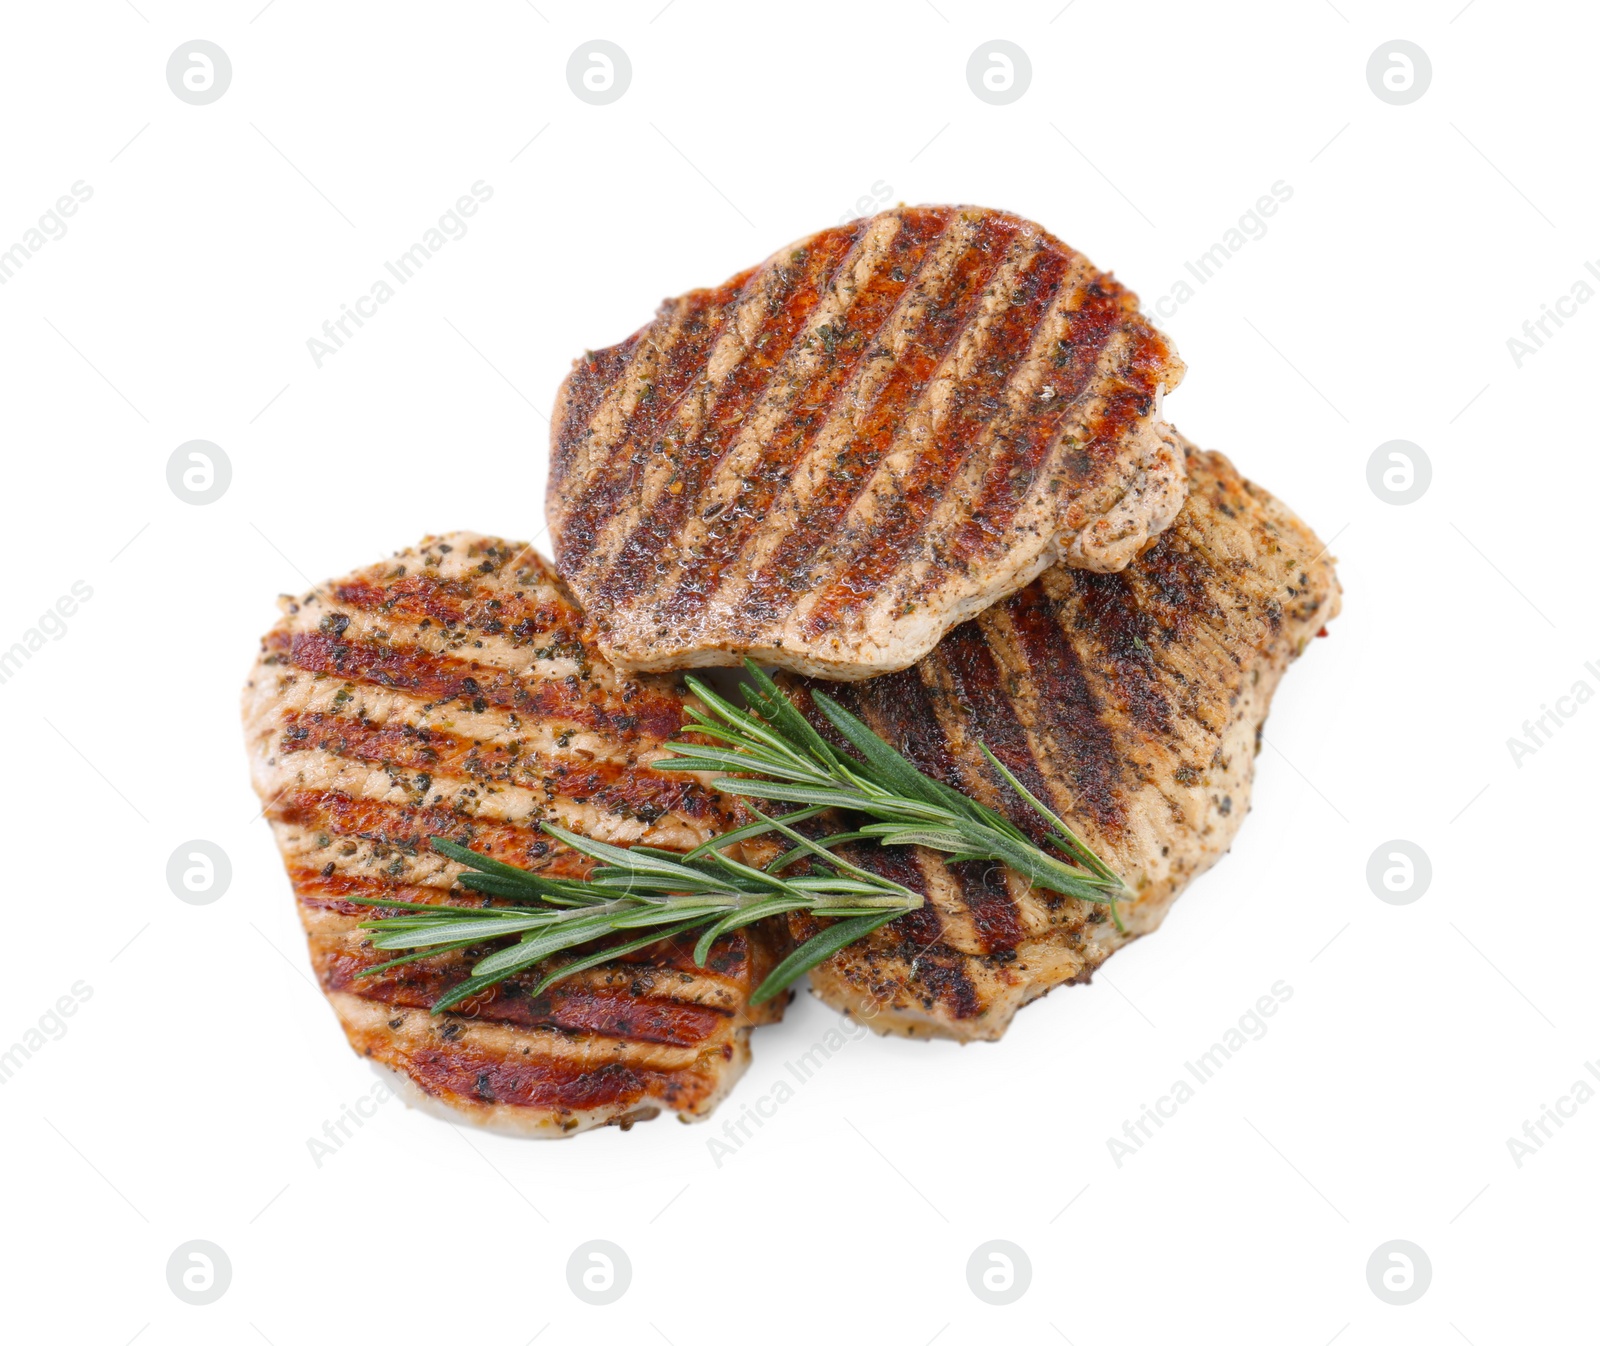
[549,204,1186,681]
[781,442,1340,1040]
[242,533,786,1136]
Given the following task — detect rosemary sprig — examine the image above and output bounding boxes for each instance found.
[658,662,1125,911]
[349,826,918,1010]
[351,661,1124,1013]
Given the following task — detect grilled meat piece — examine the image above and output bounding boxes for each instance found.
[242,532,787,1135]
[549,204,1186,681]
[782,442,1340,1040]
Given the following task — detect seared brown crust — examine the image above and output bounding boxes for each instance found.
[549,204,1186,680]
[242,533,786,1136]
[784,442,1341,1039]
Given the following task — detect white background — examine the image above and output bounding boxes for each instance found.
[1,2,1594,1342]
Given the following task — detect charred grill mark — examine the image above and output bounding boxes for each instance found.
[799,241,1077,636]
[557,280,748,562]
[1097,327,1179,470]
[330,574,573,643]
[859,837,944,948]
[948,862,1025,953]
[548,336,637,487]
[735,211,1021,623]
[885,943,984,1020]
[943,282,1133,565]
[288,867,468,912]
[1106,527,1221,640]
[275,711,721,822]
[780,675,861,757]
[1059,570,1173,737]
[1049,325,1180,489]
[589,226,869,612]
[267,630,682,742]
[325,949,732,1047]
[658,210,953,623]
[929,619,1063,839]
[848,666,1026,955]
[849,665,969,789]
[374,1038,701,1113]
[271,788,591,877]
[996,584,1127,835]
